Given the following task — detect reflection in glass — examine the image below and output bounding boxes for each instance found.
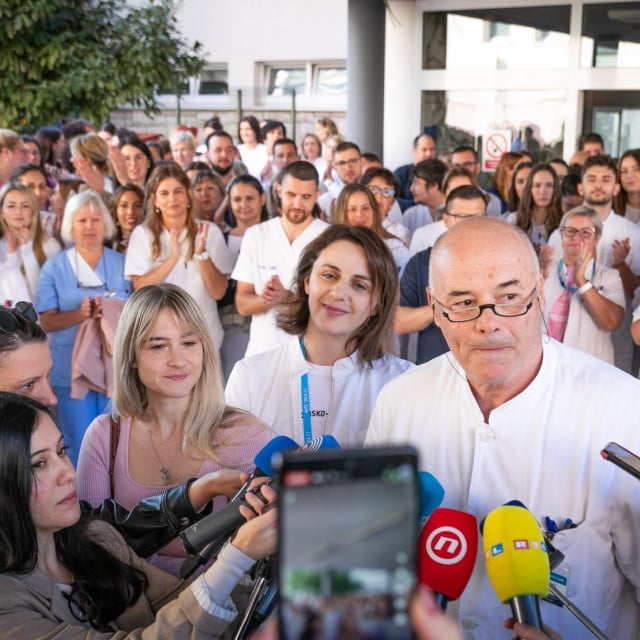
[581,3,640,68]
[423,7,570,70]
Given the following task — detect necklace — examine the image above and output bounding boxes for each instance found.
[146,429,181,481]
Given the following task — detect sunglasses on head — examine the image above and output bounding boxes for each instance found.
[0,302,38,333]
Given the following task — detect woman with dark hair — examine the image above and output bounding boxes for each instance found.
[615,149,640,223]
[237,115,268,179]
[35,126,66,181]
[110,184,145,253]
[506,161,533,215]
[333,183,410,274]
[225,225,413,446]
[219,175,269,380]
[514,163,563,253]
[0,391,277,637]
[487,151,524,213]
[125,164,234,353]
[112,132,154,189]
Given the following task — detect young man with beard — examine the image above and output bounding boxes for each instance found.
[232,161,328,356]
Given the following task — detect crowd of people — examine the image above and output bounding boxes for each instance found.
[1,115,640,638]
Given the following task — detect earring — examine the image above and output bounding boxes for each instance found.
[187,202,191,210]
[154,207,161,215]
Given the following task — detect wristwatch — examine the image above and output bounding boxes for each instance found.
[578,281,593,294]
[195,251,209,261]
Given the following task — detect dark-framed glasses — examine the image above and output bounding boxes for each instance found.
[560,226,596,240]
[443,211,486,220]
[433,287,538,323]
[0,302,38,332]
[369,186,395,198]
[62,588,110,631]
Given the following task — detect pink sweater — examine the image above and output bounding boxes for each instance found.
[76,413,271,577]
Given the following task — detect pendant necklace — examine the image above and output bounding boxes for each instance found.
[146,429,181,481]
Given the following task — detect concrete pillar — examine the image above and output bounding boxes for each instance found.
[346,0,386,158]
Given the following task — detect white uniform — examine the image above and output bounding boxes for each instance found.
[549,211,640,373]
[367,340,640,640]
[226,335,414,446]
[409,220,446,256]
[543,260,624,364]
[231,217,328,356]
[125,222,233,349]
[0,237,60,301]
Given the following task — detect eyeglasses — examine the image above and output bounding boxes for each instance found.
[369,186,395,198]
[433,287,537,323]
[560,226,596,240]
[443,211,486,220]
[63,588,109,631]
[0,302,38,332]
[454,161,477,170]
[334,158,360,168]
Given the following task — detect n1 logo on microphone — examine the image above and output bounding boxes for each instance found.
[425,525,468,565]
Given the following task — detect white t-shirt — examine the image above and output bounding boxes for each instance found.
[125,222,234,349]
[237,143,269,179]
[231,217,329,356]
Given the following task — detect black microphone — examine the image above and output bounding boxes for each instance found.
[180,435,341,556]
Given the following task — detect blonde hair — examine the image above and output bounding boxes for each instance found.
[0,129,21,152]
[112,284,245,460]
[0,182,48,266]
[60,189,116,245]
[69,132,110,173]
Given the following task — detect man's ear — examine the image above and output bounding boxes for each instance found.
[427,287,440,327]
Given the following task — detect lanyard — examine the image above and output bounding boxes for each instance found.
[299,337,312,444]
[557,259,594,293]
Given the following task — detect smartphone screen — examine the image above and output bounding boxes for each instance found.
[601,441,640,480]
[277,446,418,640]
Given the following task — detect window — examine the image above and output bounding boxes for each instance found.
[581,3,640,68]
[198,65,228,95]
[423,7,570,70]
[261,62,346,98]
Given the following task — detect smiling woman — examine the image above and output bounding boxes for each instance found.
[76,283,271,577]
[225,225,414,447]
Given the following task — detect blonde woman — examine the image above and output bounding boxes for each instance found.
[0,182,60,301]
[69,132,115,195]
[77,283,271,577]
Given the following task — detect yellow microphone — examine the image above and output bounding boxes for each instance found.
[482,505,550,634]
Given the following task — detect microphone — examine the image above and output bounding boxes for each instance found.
[181,435,341,555]
[417,507,478,610]
[418,471,445,527]
[482,505,549,635]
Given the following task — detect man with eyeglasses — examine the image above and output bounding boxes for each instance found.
[317,141,362,220]
[368,215,640,640]
[450,145,502,217]
[547,155,640,374]
[395,186,487,365]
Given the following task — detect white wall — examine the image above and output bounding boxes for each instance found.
[177,0,347,95]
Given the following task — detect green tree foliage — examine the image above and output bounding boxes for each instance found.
[0,0,204,129]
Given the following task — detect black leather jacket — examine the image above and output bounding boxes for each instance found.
[81,479,213,558]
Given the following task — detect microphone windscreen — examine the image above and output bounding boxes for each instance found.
[479,499,527,535]
[482,505,550,603]
[417,507,478,601]
[300,434,341,452]
[418,471,445,525]
[253,436,299,476]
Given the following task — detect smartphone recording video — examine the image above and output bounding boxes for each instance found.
[277,446,419,640]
